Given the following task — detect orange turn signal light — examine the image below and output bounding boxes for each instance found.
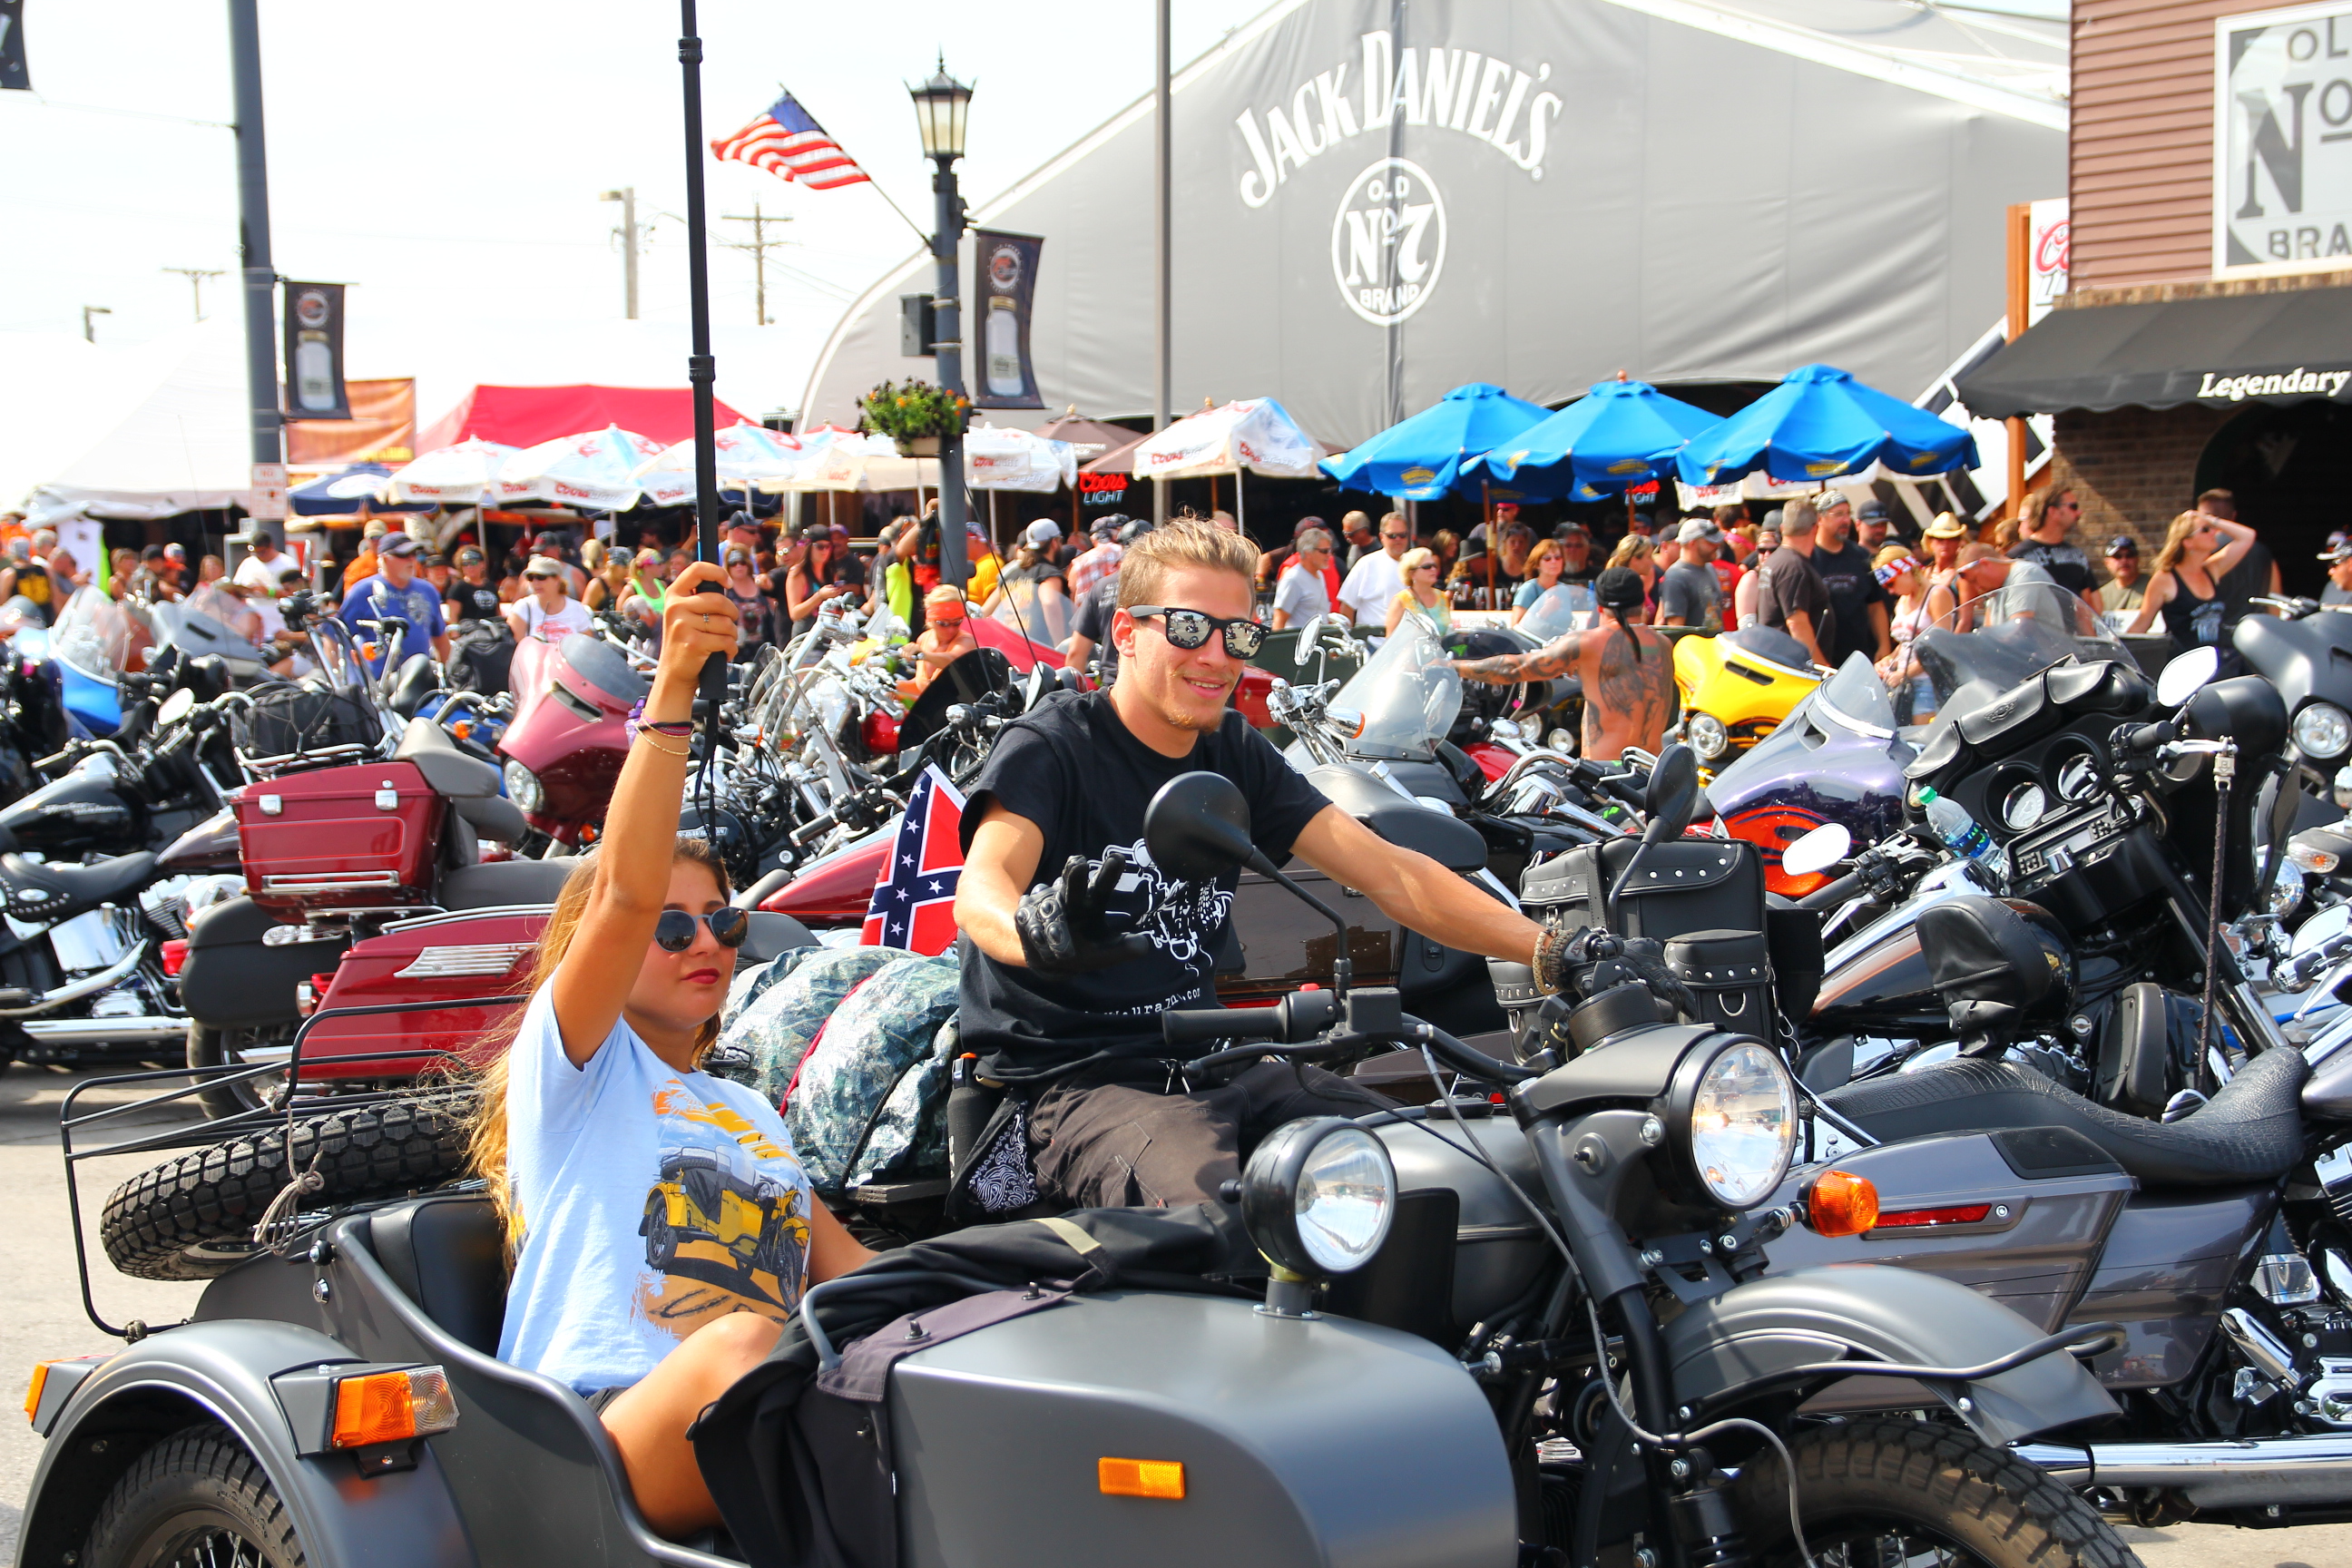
[1098,1457,1186,1500]
[24,1359,56,1425]
[1804,1169,1880,1238]
[330,1367,459,1449]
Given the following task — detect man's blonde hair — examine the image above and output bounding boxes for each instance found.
[1117,516,1259,608]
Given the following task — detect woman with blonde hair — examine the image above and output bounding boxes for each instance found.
[1873,544,1950,723]
[2126,510,2259,657]
[1607,534,1659,612]
[1386,545,1452,634]
[466,563,871,1538]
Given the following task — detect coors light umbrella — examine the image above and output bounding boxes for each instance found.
[632,419,804,503]
[1677,364,1980,488]
[496,426,670,511]
[381,437,520,507]
[1118,398,1321,527]
[1481,377,1720,501]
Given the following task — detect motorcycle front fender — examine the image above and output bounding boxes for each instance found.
[19,1319,475,1568]
[1661,1263,2119,1447]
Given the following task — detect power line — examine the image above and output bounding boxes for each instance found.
[720,202,793,326]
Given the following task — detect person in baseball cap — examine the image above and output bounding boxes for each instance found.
[1677,517,1721,545]
[1022,519,1062,550]
[1854,499,1895,554]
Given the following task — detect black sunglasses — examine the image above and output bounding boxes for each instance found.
[1127,604,1268,659]
[653,906,750,953]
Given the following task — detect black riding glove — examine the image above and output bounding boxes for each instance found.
[1016,851,1157,975]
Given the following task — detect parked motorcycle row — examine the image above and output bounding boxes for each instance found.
[33,573,2352,1568]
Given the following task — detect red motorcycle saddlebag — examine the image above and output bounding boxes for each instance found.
[236,761,447,918]
[297,908,544,1083]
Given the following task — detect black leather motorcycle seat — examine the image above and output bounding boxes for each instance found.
[395,716,501,799]
[368,1192,507,1356]
[0,850,158,919]
[439,858,576,909]
[1821,1045,2308,1191]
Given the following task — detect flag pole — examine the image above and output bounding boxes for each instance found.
[679,0,726,725]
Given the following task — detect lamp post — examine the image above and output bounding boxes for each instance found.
[909,58,973,593]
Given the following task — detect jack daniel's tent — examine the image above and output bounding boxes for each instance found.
[799,0,2065,449]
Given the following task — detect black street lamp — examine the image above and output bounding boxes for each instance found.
[909,58,974,592]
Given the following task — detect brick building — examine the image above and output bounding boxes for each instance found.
[1959,0,2352,593]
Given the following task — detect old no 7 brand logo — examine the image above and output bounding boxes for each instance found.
[1331,158,1448,327]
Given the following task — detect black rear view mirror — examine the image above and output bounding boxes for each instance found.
[1145,771,1262,882]
[1643,744,1700,845]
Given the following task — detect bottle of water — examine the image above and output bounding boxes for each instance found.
[1918,787,2004,881]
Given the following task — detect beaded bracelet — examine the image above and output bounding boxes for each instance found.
[624,695,695,744]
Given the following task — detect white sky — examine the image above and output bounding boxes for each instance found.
[3,0,1270,423]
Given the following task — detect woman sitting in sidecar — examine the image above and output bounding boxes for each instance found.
[466,561,873,1538]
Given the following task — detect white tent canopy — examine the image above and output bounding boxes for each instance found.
[1126,399,1321,482]
[5,318,261,524]
[964,424,1078,494]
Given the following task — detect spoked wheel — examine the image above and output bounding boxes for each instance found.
[1736,1420,2143,1568]
[187,1022,296,1122]
[83,1425,306,1568]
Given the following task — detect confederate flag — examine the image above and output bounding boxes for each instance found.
[860,766,967,956]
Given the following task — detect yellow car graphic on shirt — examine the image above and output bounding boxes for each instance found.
[639,1147,808,1312]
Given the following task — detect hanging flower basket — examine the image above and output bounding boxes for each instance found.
[859,379,968,451]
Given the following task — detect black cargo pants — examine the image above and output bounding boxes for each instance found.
[1024,1061,1389,1210]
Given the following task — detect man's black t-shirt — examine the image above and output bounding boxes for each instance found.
[445,580,505,627]
[2007,538,2095,600]
[2217,540,2277,631]
[1808,540,1888,668]
[1755,547,1832,652]
[957,691,1330,1083]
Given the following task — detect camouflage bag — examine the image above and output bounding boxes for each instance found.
[709,946,902,1102]
[781,953,962,1196]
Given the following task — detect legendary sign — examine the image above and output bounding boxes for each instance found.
[2215,1,2352,271]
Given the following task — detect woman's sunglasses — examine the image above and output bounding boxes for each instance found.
[1126,604,1268,658]
[653,906,750,953]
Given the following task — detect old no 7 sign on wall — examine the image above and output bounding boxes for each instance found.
[2217,1,2352,272]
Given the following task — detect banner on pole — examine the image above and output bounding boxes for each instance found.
[281,282,350,421]
[0,3,28,92]
[970,230,1044,409]
[249,463,289,523]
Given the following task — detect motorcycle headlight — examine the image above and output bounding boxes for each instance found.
[502,759,544,813]
[1686,711,1729,760]
[1669,1042,1798,1211]
[2296,702,2352,760]
[1239,1118,1396,1277]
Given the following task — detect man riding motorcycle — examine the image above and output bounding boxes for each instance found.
[952,517,1552,1209]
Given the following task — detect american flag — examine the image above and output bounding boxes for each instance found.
[710,91,871,191]
[861,766,967,956]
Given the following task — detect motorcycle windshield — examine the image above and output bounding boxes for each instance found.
[1331,613,1464,759]
[49,588,134,675]
[1515,583,1593,645]
[1710,652,1897,794]
[1912,583,2129,709]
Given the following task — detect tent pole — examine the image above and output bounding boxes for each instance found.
[1237,469,1246,533]
[1484,479,1494,612]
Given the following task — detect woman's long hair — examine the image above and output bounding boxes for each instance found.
[462,837,731,1249]
[2151,511,2212,578]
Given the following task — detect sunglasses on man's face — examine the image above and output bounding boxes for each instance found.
[1127,604,1268,658]
[653,906,750,954]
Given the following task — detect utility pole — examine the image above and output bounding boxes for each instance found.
[719,202,792,326]
[162,266,226,322]
[600,187,644,319]
[1152,0,1171,524]
[228,0,284,554]
[81,306,111,343]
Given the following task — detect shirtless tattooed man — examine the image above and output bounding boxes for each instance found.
[1453,564,1673,762]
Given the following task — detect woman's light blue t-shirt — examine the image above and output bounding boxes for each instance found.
[497,981,815,1396]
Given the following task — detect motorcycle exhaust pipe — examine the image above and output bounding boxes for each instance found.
[2019,1435,2352,1506]
[0,944,150,1017]
[17,1014,191,1046]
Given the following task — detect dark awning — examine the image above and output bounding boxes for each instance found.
[1954,287,2352,417]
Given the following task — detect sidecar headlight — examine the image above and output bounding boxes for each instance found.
[1686,712,1729,760]
[502,760,544,812]
[2296,702,2352,760]
[1240,1118,1396,1277]
[1669,1042,1798,1211]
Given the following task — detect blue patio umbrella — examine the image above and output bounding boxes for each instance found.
[1479,377,1720,501]
[289,463,430,515]
[1321,382,1551,501]
[1674,363,1978,488]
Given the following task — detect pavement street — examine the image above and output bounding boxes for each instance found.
[5,1068,2352,1568]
